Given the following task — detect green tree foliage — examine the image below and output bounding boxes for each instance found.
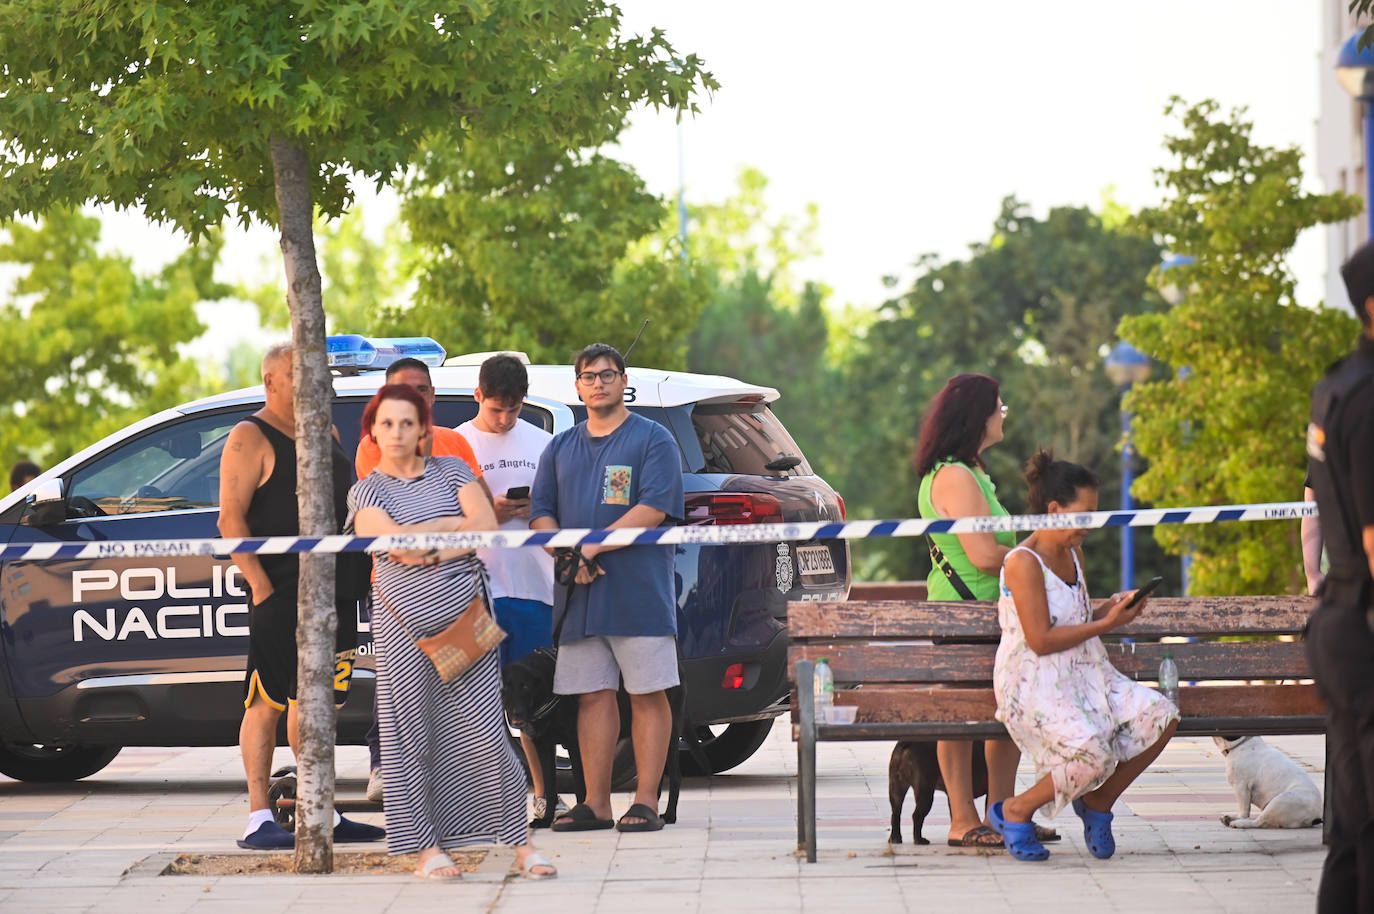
[0,0,712,870]
[686,167,820,298]
[1351,1,1374,48]
[845,199,1167,586]
[393,140,709,367]
[683,169,840,485]
[0,1,712,237]
[240,206,415,335]
[1120,99,1362,595]
[0,209,224,472]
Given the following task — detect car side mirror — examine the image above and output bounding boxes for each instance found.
[23,477,66,527]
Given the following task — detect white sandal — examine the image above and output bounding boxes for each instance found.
[415,852,462,881]
[517,850,557,880]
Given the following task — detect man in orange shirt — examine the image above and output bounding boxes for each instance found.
[356,356,488,801]
[355,358,483,479]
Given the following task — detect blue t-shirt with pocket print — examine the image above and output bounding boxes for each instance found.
[530,412,684,642]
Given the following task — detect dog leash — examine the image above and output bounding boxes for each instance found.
[522,547,602,725]
[552,546,599,648]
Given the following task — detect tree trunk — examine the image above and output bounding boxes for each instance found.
[270,133,337,875]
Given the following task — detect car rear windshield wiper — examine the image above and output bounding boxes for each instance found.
[764,455,802,473]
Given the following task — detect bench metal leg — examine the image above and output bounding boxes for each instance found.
[796,659,817,863]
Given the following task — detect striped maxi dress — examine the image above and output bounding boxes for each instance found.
[346,456,527,854]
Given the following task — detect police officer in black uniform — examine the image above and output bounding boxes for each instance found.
[1307,239,1374,913]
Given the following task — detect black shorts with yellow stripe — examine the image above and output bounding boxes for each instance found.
[243,588,359,711]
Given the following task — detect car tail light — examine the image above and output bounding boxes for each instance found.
[684,492,783,525]
[836,494,846,520]
[721,663,745,689]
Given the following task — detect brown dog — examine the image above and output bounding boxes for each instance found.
[888,740,988,844]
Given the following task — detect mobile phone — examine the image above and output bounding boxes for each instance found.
[1124,575,1165,609]
[505,486,530,500]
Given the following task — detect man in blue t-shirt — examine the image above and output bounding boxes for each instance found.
[531,343,684,834]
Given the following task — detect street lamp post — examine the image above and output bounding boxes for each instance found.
[1158,253,1195,594]
[1337,32,1374,239]
[1105,341,1151,593]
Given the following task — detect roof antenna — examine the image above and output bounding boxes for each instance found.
[623,319,650,364]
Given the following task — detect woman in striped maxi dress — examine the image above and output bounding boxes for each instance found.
[347,384,555,881]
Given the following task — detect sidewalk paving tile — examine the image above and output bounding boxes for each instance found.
[0,726,1335,913]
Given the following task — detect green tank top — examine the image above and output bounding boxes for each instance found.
[917,459,1015,600]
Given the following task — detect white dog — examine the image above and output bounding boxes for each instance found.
[1214,736,1323,829]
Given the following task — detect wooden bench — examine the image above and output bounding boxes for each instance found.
[790,596,1323,862]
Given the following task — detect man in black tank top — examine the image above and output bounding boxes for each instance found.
[217,344,381,850]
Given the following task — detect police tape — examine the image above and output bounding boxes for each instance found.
[0,501,1319,561]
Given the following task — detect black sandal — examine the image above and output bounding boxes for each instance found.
[615,803,665,832]
[550,803,613,832]
[946,824,1004,848]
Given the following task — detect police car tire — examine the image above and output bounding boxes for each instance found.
[0,742,121,782]
[679,720,774,776]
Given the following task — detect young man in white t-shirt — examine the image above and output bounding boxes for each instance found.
[456,354,564,820]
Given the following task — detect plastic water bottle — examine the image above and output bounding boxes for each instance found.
[1158,653,1179,706]
[814,658,834,721]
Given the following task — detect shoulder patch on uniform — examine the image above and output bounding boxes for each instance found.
[1307,422,1326,462]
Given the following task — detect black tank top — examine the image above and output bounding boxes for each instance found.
[243,415,356,594]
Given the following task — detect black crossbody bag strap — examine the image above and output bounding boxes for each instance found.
[927,535,977,601]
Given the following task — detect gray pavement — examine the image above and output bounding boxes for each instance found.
[0,724,1327,913]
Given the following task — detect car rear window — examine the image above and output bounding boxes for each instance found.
[688,405,812,476]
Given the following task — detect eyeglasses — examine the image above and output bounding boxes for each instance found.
[576,368,624,386]
[999,404,1009,418]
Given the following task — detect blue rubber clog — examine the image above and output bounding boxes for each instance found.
[1072,797,1116,859]
[988,801,1049,862]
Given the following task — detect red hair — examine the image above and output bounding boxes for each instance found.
[361,384,431,455]
[912,373,1000,479]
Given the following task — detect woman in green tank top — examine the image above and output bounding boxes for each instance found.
[913,373,1056,848]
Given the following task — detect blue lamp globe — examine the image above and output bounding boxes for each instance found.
[1105,341,1150,387]
[1337,32,1374,100]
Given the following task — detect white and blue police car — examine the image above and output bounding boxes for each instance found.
[0,337,848,781]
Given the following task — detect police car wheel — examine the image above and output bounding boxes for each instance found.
[679,720,774,776]
[0,742,121,782]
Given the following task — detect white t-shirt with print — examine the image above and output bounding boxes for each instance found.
[456,418,555,604]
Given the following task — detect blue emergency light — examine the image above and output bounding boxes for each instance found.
[326,335,446,374]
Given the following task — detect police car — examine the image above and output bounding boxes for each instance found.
[0,337,849,781]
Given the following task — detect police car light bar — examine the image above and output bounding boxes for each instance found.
[327,335,447,374]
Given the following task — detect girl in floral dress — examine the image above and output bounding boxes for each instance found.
[988,451,1178,861]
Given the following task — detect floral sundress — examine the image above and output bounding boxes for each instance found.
[992,546,1178,816]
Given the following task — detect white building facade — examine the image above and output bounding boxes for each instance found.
[1319,1,1373,312]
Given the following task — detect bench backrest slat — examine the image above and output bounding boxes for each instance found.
[788,596,1313,640]
[817,682,1323,727]
[791,638,1310,684]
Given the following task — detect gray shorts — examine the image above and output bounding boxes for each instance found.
[553,635,680,695]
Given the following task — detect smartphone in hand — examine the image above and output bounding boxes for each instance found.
[1124,575,1165,610]
[505,486,530,500]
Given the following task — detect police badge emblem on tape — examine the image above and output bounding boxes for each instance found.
[775,543,794,593]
